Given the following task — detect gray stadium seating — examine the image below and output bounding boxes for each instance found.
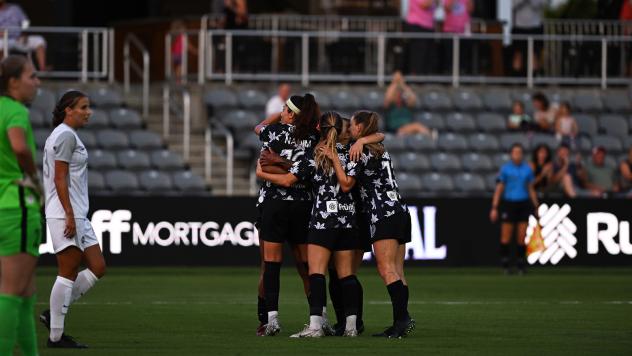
[397,152,430,172]
[485,172,499,191]
[531,133,559,149]
[383,134,407,152]
[238,132,262,154]
[361,90,384,110]
[572,92,603,112]
[592,135,623,152]
[476,113,505,132]
[461,152,493,172]
[577,136,593,153]
[453,173,486,193]
[33,129,48,148]
[623,136,632,150]
[438,132,468,151]
[150,149,185,171]
[469,133,500,151]
[422,90,452,111]
[237,89,267,109]
[31,88,55,116]
[330,90,361,110]
[445,112,476,132]
[575,114,598,137]
[492,153,510,169]
[422,172,454,192]
[88,171,106,191]
[105,170,139,192]
[88,149,117,170]
[500,133,530,150]
[96,129,129,150]
[138,170,173,192]
[222,110,260,131]
[88,109,110,129]
[483,90,512,112]
[129,130,164,150]
[430,152,461,172]
[405,133,437,151]
[29,108,46,127]
[172,170,207,193]
[603,91,631,112]
[414,111,445,130]
[306,90,331,108]
[598,114,628,141]
[77,130,97,149]
[396,172,422,194]
[109,108,143,129]
[452,90,483,111]
[89,87,123,107]
[117,150,151,171]
[204,89,238,108]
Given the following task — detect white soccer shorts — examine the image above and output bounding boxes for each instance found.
[46,218,99,254]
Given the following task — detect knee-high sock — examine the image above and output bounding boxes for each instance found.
[386,279,407,323]
[340,275,360,331]
[357,277,364,324]
[17,294,38,356]
[516,245,527,269]
[327,267,344,325]
[403,284,410,319]
[500,243,510,269]
[257,296,267,324]
[308,274,326,330]
[71,269,98,304]
[0,294,21,355]
[50,276,74,342]
[263,261,281,319]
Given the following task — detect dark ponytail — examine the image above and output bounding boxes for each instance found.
[292,93,320,141]
[0,55,28,96]
[52,90,87,127]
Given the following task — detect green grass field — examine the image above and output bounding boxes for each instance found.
[31,266,632,356]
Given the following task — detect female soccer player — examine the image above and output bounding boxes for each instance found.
[0,54,42,356]
[40,90,106,348]
[253,93,321,336]
[329,110,416,338]
[490,143,539,274]
[257,112,362,338]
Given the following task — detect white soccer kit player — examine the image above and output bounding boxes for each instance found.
[43,123,98,253]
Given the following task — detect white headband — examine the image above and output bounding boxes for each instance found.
[286,98,301,114]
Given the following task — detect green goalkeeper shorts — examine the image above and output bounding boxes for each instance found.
[0,207,42,257]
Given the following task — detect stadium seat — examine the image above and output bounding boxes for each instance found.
[33,129,49,149]
[438,132,469,151]
[150,149,185,171]
[361,90,384,110]
[483,90,512,112]
[397,152,430,172]
[117,150,151,171]
[577,136,593,153]
[77,130,97,149]
[602,91,631,112]
[405,134,437,151]
[172,170,207,193]
[330,90,361,110]
[623,136,632,150]
[445,112,476,132]
[413,111,445,130]
[453,172,486,194]
[306,90,331,108]
[222,110,260,131]
[383,134,407,152]
[592,135,623,152]
[89,87,123,107]
[461,152,493,172]
[492,152,510,169]
[452,90,483,111]
[422,172,454,192]
[604,155,617,169]
[598,114,628,141]
[204,89,238,108]
[430,152,461,172]
[422,90,452,111]
[31,88,55,116]
[88,171,106,192]
[485,172,499,191]
[239,132,262,154]
[500,133,530,150]
[468,133,500,151]
[129,130,164,150]
[476,113,505,132]
[110,108,143,129]
[237,89,267,109]
[138,170,173,193]
[575,114,598,137]
[88,149,117,170]
[96,129,130,150]
[511,90,534,112]
[28,108,46,128]
[531,133,559,150]
[88,109,110,129]
[548,91,572,105]
[572,92,603,112]
[105,170,139,192]
[396,172,422,194]
[35,150,43,168]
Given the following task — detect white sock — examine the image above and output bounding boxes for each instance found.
[267,311,278,323]
[309,315,323,330]
[49,276,74,342]
[345,315,357,331]
[71,269,99,304]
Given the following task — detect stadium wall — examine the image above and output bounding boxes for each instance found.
[37,197,632,267]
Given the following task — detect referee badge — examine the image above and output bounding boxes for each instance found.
[326,201,338,213]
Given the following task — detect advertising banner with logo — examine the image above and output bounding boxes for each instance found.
[36,197,632,266]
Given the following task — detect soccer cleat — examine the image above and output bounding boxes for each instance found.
[357,320,365,335]
[388,318,416,339]
[372,326,395,338]
[264,318,281,336]
[289,324,324,338]
[47,334,88,348]
[39,309,51,330]
[333,323,345,337]
[256,323,267,336]
[321,317,335,336]
[343,327,358,337]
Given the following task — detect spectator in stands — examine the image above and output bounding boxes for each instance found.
[578,146,619,197]
[405,0,436,74]
[532,92,557,131]
[223,0,248,30]
[0,0,48,71]
[619,146,632,197]
[383,71,431,136]
[549,143,578,197]
[510,0,547,76]
[441,0,474,74]
[507,100,532,131]
[265,83,291,118]
[170,20,198,84]
[529,144,552,194]
[554,101,578,148]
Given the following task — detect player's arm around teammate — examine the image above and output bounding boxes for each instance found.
[41,91,105,348]
[0,55,42,356]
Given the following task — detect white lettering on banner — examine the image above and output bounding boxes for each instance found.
[587,213,632,255]
[363,205,447,261]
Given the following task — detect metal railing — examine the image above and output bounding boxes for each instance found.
[205,123,234,195]
[1,26,111,82]
[123,33,149,118]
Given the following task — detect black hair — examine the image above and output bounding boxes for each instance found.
[531,144,552,166]
[510,143,524,153]
[291,93,319,141]
[52,90,88,127]
[532,92,549,110]
[560,101,571,112]
[0,55,28,96]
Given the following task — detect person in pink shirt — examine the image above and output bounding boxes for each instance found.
[405,0,436,74]
[443,0,473,34]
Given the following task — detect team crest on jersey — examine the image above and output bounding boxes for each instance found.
[326,201,338,213]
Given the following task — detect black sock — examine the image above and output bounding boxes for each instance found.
[263,261,281,312]
[340,275,360,318]
[516,245,527,270]
[386,280,407,323]
[357,277,364,326]
[500,243,510,269]
[403,284,410,319]
[309,274,326,316]
[257,296,267,323]
[328,268,344,324]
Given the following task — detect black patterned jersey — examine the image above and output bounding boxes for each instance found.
[291,143,357,230]
[353,146,408,224]
[257,123,318,206]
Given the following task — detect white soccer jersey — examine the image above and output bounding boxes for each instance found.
[43,123,90,219]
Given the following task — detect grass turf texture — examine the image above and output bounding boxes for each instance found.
[31,266,632,355]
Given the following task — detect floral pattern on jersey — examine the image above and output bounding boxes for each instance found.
[256,123,318,206]
[292,143,357,230]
